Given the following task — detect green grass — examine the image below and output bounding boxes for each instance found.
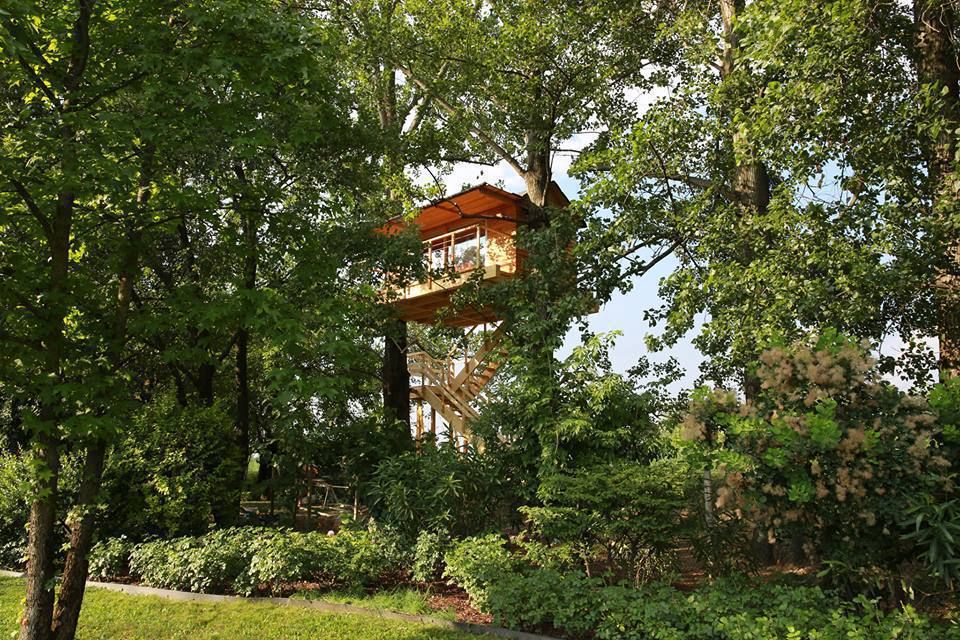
[0,578,481,640]
[292,587,458,621]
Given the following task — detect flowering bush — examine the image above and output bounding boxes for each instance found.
[683,332,955,584]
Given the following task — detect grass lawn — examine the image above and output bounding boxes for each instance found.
[0,578,483,640]
[292,587,457,621]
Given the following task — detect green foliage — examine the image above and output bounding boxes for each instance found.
[443,550,960,640]
[442,535,520,611]
[412,530,449,584]
[88,537,135,581]
[367,442,505,542]
[901,498,960,589]
[522,459,690,584]
[100,396,239,539]
[121,526,406,596]
[574,0,942,388]
[930,377,960,450]
[0,448,28,569]
[471,332,666,503]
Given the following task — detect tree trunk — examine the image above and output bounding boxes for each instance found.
[50,145,152,640]
[230,162,257,525]
[197,363,215,406]
[49,442,104,640]
[20,432,60,640]
[21,5,94,634]
[915,0,960,378]
[382,318,411,446]
[720,0,770,400]
[702,467,715,527]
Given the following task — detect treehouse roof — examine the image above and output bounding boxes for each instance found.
[379,181,570,238]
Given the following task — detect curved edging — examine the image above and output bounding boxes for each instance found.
[0,570,559,640]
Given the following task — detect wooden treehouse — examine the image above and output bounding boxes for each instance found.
[380,183,569,446]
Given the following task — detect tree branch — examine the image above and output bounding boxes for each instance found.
[398,65,527,177]
[9,179,53,239]
[68,71,148,112]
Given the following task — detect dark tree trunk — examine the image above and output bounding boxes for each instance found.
[228,161,258,525]
[197,362,215,407]
[236,328,250,460]
[49,442,104,640]
[382,318,411,447]
[50,145,152,640]
[173,369,188,406]
[915,0,960,378]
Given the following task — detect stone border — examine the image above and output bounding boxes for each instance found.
[0,570,558,640]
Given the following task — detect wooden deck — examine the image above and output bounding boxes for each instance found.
[389,263,514,326]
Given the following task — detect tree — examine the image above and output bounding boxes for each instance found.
[576,0,953,392]
[914,0,959,377]
[1,1,368,637]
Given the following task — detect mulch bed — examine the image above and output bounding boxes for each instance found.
[425,583,491,624]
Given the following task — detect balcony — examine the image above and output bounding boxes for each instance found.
[388,222,519,326]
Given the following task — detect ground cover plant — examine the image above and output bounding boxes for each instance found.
[442,536,960,639]
[89,526,409,596]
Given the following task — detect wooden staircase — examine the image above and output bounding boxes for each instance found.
[409,324,507,444]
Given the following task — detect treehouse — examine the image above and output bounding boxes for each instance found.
[380,182,569,446]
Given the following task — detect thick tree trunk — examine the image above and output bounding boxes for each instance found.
[720,0,770,402]
[915,0,960,378]
[382,319,411,446]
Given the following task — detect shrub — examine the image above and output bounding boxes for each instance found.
[120,526,407,596]
[100,396,240,539]
[412,529,449,583]
[0,448,28,569]
[443,553,960,640]
[901,497,960,588]
[442,535,520,610]
[522,459,690,584]
[683,332,956,586]
[129,537,202,591]
[89,537,135,580]
[368,442,504,541]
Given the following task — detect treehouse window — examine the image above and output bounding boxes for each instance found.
[425,225,487,273]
